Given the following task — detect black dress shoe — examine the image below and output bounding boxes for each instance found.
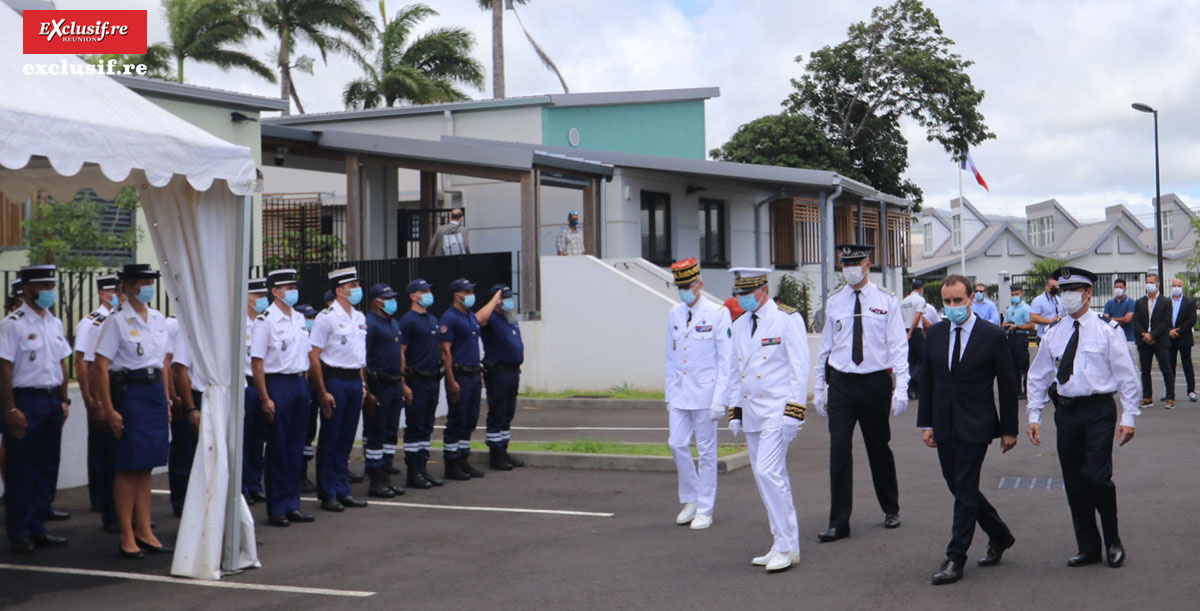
[320,498,345,512]
[286,510,315,523]
[101,522,121,534]
[338,495,368,508]
[300,477,317,494]
[406,469,433,489]
[1106,543,1125,567]
[389,482,405,496]
[978,533,1016,567]
[30,533,68,547]
[44,508,71,521]
[1067,551,1102,567]
[249,490,268,503]
[883,513,901,529]
[10,537,35,554]
[348,470,365,484]
[136,538,174,554]
[931,558,963,585]
[268,515,290,527]
[817,527,849,543]
[119,546,145,559]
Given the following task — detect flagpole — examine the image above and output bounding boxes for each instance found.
[959,152,966,278]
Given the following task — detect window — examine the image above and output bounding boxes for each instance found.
[923,222,933,252]
[769,199,797,268]
[952,215,961,248]
[1026,216,1055,248]
[698,198,727,266]
[0,191,28,248]
[1161,209,1174,242]
[640,190,671,263]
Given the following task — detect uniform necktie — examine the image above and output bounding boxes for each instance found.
[852,290,864,365]
[750,314,758,338]
[1057,320,1080,385]
[951,326,962,372]
[686,310,692,325]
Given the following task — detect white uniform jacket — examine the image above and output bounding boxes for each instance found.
[664,298,732,411]
[725,299,810,432]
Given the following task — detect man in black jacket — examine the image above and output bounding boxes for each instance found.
[917,274,1019,585]
[1133,274,1173,408]
[1167,277,1196,404]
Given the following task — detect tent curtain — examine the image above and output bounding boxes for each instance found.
[140,176,258,580]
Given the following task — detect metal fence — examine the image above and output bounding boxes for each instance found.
[398,208,456,258]
[1011,272,1148,308]
[262,193,347,266]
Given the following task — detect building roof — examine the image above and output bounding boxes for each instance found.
[265,87,721,126]
[112,75,290,112]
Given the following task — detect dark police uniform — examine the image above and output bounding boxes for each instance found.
[295,303,319,493]
[440,278,485,481]
[242,277,269,503]
[364,283,406,497]
[75,274,117,517]
[481,284,525,469]
[399,279,443,488]
[168,331,204,517]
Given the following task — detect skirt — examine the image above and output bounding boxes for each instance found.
[115,381,170,471]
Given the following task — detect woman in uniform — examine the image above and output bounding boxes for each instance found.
[93,263,173,559]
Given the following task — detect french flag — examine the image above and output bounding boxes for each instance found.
[961,152,989,192]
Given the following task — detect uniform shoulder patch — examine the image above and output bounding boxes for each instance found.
[256,313,267,321]
[778,303,798,315]
[1109,319,1120,328]
[6,310,25,320]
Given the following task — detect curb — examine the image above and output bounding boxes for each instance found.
[467,449,750,473]
[519,397,664,410]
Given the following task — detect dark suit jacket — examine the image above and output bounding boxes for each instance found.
[1169,296,1196,347]
[1134,295,1172,346]
[917,317,1019,444]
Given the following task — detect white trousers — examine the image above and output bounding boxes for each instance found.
[668,407,719,516]
[746,428,799,554]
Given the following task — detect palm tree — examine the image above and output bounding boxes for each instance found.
[342,4,484,110]
[162,0,275,85]
[476,0,569,98]
[82,44,176,80]
[257,0,376,115]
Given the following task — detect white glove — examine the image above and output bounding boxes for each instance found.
[709,404,725,421]
[813,387,827,417]
[782,417,801,442]
[892,392,909,417]
[728,419,742,437]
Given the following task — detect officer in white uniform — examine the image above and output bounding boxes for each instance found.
[1027,266,1140,568]
[813,244,909,542]
[663,258,732,530]
[250,268,316,527]
[75,273,118,516]
[309,267,370,511]
[0,264,73,554]
[725,267,809,573]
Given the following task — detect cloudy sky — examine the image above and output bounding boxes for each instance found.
[56,0,1200,223]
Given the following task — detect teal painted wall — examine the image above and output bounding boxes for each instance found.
[542,101,706,159]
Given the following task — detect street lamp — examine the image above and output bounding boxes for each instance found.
[1132,102,1164,285]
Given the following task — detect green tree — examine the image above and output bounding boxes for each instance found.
[263,228,346,269]
[257,0,376,115]
[775,273,815,332]
[711,113,856,177]
[476,0,569,96]
[82,44,176,80]
[342,3,484,109]
[1024,257,1069,277]
[162,0,276,85]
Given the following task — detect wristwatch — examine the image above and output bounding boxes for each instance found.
[61,398,71,405]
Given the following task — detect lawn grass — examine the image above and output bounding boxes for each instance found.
[430,438,742,458]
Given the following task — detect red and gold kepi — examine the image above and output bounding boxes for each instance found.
[670,258,700,287]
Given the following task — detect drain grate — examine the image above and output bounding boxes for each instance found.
[997,477,1065,490]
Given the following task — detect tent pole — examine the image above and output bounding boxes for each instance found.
[222,194,252,572]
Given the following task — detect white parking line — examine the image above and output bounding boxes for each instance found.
[0,563,375,597]
[151,490,614,518]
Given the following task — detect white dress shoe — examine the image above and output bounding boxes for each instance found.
[689,514,712,530]
[675,502,697,525]
[765,550,800,572]
[751,550,775,566]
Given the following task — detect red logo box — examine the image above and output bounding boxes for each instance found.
[23,10,147,55]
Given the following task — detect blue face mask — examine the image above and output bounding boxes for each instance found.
[109,294,119,309]
[1011,296,1021,305]
[737,293,759,313]
[461,294,476,309]
[347,287,363,305]
[383,299,398,315]
[305,319,314,332]
[946,304,970,325]
[502,297,515,312]
[283,289,299,307]
[35,289,56,309]
[253,296,269,313]
[975,291,985,302]
[678,289,695,304]
[418,292,434,308]
[136,285,155,304]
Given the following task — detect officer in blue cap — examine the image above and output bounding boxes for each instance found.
[480,284,525,470]
[399,278,443,488]
[363,283,409,497]
[439,277,503,480]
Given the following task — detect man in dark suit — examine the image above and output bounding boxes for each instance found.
[917,274,1019,585]
[1133,273,1173,408]
[1167,277,1196,404]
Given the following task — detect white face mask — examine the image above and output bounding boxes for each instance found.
[1148,285,1158,296]
[1113,287,1125,297]
[842,264,865,286]
[1172,286,1184,298]
[1061,289,1086,315]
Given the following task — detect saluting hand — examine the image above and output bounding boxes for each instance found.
[1115,425,1135,446]
[5,407,27,439]
[1027,422,1041,446]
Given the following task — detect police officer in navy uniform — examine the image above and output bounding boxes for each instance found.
[0,264,73,554]
[812,244,910,542]
[1027,266,1140,568]
[399,279,444,489]
[481,284,525,470]
[168,329,204,517]
[440,278,503,480]
[364,283,410,497]
[250,268,316,527]
[81,284,123,534]
[242,278,270,504]
[295,303,319,493]
[75,273,118,517]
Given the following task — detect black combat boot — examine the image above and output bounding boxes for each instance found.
[444,455,471,481]
[503,444,525,468]
[417,462,443,486]
[490,447,513,471]
[406,464,433,489]
[461,456,486,478]
[367,469,396,498]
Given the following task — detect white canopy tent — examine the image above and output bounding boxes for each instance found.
[0,7,258,580]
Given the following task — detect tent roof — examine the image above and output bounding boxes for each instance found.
[0,8,257,199]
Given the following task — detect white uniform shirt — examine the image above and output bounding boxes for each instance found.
[74,303,113,354]
[725,299,810,432]
[164,317,179,356]
[0,303,72,388]
[900,292,926,330]
[664,298,733,411]
[1027,311,1141,428]
[1030,292,1063,338]
[171,333,206,392]
[814,281,909,393]
[310,303,367,369]
[93,306,170,371]
[924,303,940,326]
[250,303,310,374]
[947,313,977,364]
[244,315,254,378]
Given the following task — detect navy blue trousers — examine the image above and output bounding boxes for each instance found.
[317,376,362,500]
[364,379,403,471]
[443,372,482,459]
[86,415,105,511]
[168,390,201,514]
[484,371,520,448]
[264,374,309,519]
[242,384,267,496]
[403,376,439,465]
[3,389,62,543]
[89,419,119,527]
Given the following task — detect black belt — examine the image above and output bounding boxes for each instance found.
[827,365,890,380]
[483,361,521,374]
[1054,391,1114,409]
[367,370,405,383]
[14,387,58,396]
[322,365,360,380]
[406,367,442,380]
[266,372,305,379]
[453,364,482,375]
[113,368,163,384]
[246,376,254,386]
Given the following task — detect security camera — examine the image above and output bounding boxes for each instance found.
[274,146,288,167]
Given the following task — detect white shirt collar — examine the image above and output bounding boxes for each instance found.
[953,311,977,335]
